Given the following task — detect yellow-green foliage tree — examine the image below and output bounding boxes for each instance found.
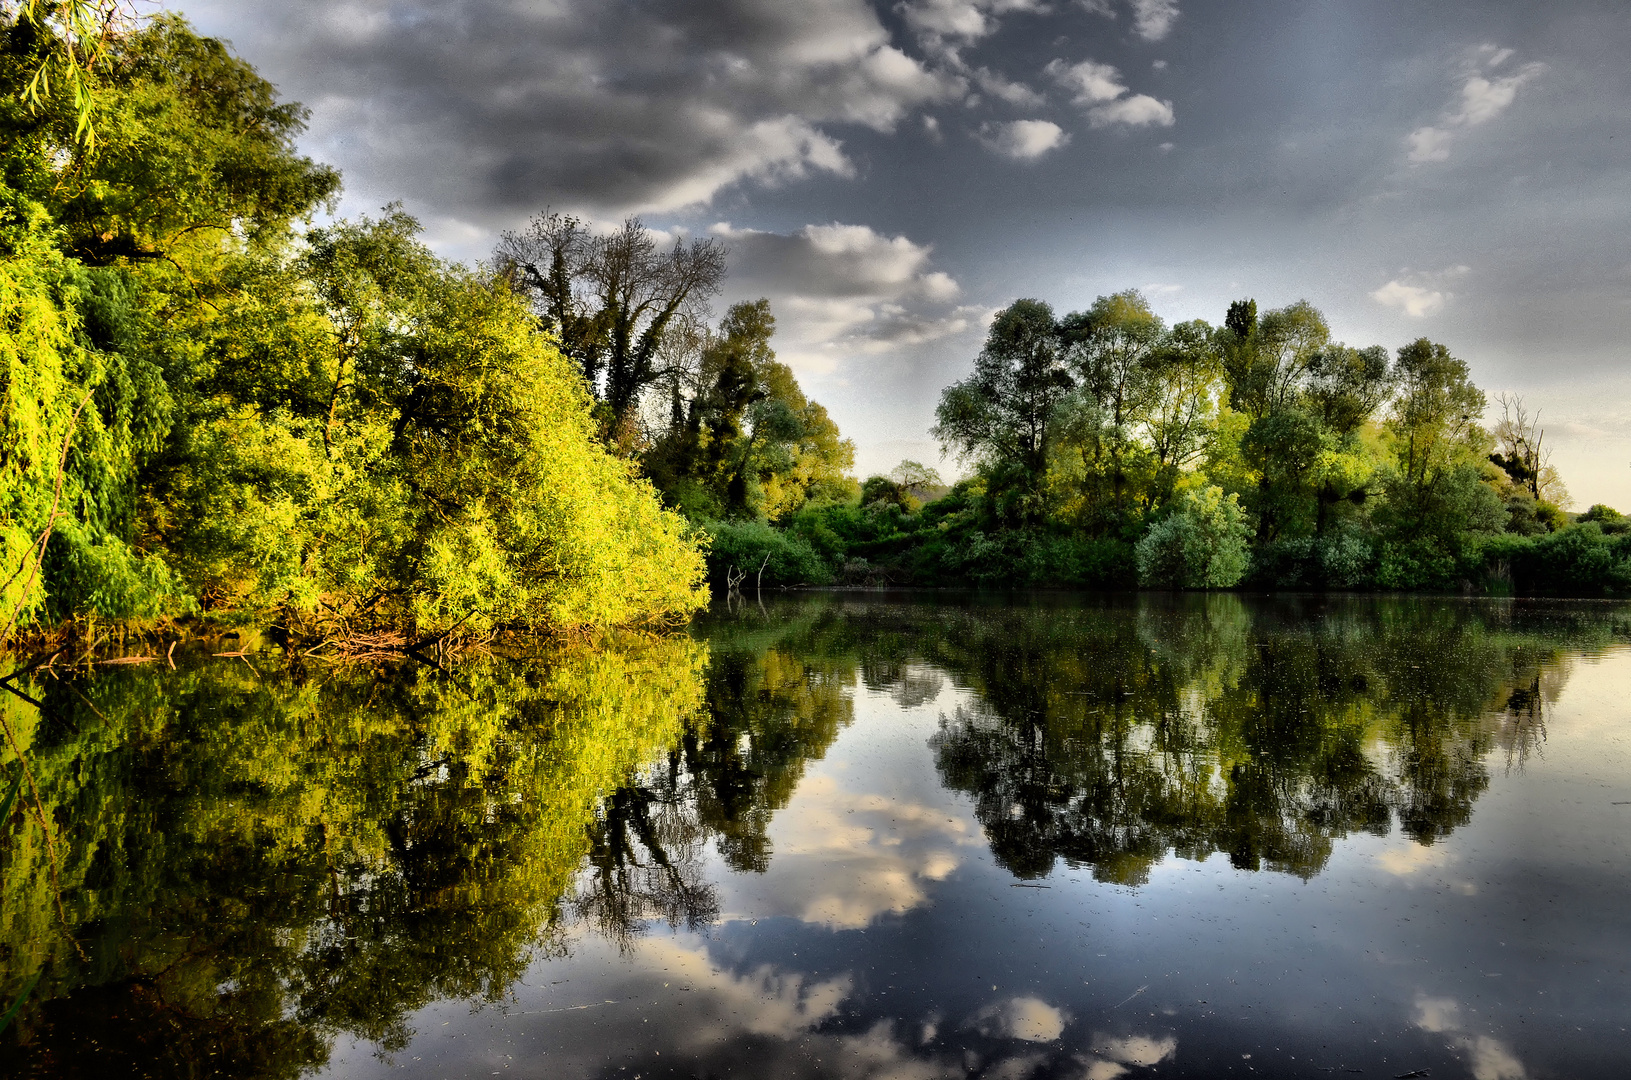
[0,13,705,637]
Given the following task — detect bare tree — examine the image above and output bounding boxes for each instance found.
[495,213,727,430]
[1490,392,1568,506]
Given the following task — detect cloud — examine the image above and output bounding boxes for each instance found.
[1406,125,1455,163]
[900,0,1051,52]
[974,66,1048,107]
[967,996,1069,1042]
[192,0,967,219]
[1130,0,1180,40]
[1414,996,1528,1080]
[1370,265,1470,317]
[714,770,980,926]
[1070,1032,1178,1079]
[1406,46,1545,164]
[1089,94,1175,128]
[638,937,853,1044]
[980,119,1071,159]
[1046,59,1175,127]
[711,223,980,375]
[1046,58,1127,104]
[1371,280,1447,317]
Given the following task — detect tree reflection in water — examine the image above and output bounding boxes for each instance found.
[920,594,1611,883]
[1,594,1621,1077]
[1,637,708,1077]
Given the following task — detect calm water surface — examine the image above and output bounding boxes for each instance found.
[3,594,1630,1078]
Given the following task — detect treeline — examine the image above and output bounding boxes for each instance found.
[5,8,1625,649]
[0,12,710,642]
[715,292,1631,596]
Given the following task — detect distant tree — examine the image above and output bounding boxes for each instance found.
[645,300,854,521]
[1380,338,1501,544]
[1489,392,1569,508]
[1222,300,1329,420]
[1060,290,1165,519]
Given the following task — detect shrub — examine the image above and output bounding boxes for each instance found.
[703,519,832,587]
[1136,487,1250,589]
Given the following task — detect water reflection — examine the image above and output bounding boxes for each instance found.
[917,595,1590,883]
[3,594,1628,1078]
[0,637,706,1076]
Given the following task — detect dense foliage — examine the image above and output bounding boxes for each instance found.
[0,12,706,639]
[707,290,1626,597]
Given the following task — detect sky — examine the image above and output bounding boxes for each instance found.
[178,0,1631,506]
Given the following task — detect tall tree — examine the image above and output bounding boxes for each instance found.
[494,213,726,432]
[1061,290,1166,519]
[645,300,854,521]
[934,299,1073,493]
[1381,338,1500,543]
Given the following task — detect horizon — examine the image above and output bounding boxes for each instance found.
[180,0,1631,507]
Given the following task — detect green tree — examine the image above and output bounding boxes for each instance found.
[645,299,855,523]
[934,299,1073,522]
[1059,290,1165,523]
[1135,485,1250,588]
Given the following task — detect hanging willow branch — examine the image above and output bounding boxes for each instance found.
[17,0,133,151]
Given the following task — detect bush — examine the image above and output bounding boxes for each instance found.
[1136,487,1250,589]
[1375,539,1459,591]
[703,519,832,587]
[1515,524,1631,595]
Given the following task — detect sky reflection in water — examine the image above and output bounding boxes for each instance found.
[4,595,1630,1079]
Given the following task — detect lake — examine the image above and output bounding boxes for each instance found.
[3,593,1629,1078]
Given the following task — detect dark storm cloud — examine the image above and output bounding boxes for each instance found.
[189,0,965,218]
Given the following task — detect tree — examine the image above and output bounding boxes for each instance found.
[1221,299,1330,420]
[1059,290,1166,520]
[494,213,726,434]
[1135,485,1250,588]
[1140,319,1221,511]
[1489,392,1568,508]
[934,299,1073,519]
[1379,338,1501,547]
[644,300,854,522]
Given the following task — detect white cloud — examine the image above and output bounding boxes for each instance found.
[1371,280,1446,317]
[1046,58,1127,104]
[1405,45,1544,165]
[980,118,1071,159]
[974,66,1048,107]
[1453,67,1545,127]
[639,937,853,1044]
[967,996,1069,1042]
[1406,125,1454,163]
[1130,0,1180,40]
[1371,265,1470,317]
[1414,996,1528,1080]
[900,0,1051,49]
[1091,1034,1179,1067]
[712,768,979,925]
[1070,1032,1178,1079]
[1089,93,1175,128]
[1046,58,1174,127]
